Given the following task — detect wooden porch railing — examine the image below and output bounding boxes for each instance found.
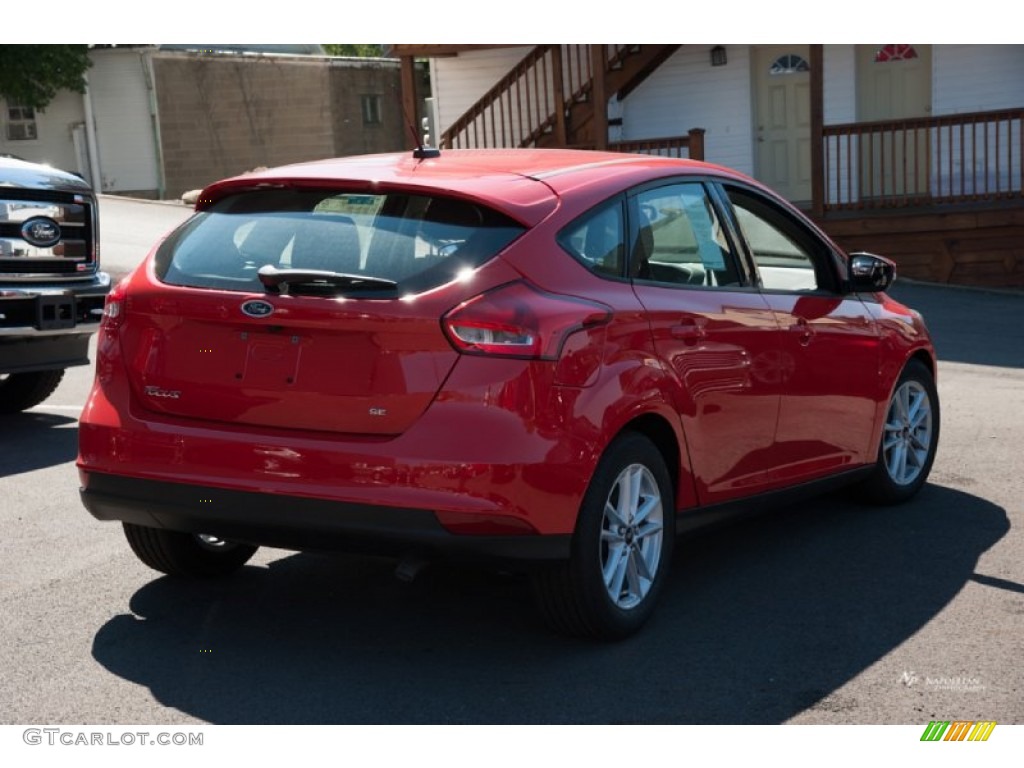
[823,108,1024,211]
[439,45,636,151]
[609,130,706,161]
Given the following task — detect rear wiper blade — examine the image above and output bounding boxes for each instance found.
[258,264,397,295]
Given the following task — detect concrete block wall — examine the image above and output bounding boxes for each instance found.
[152,53,404,198]
[330,61,406,157]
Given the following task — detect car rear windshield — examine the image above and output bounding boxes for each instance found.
[153,189,526,296]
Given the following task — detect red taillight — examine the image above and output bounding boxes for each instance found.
[442,281,611,360]
[101,279,128,330]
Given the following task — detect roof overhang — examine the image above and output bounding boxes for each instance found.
[386,45,518,58]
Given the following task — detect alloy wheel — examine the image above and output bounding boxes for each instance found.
[882,380,934,486]
[600,463,665,609]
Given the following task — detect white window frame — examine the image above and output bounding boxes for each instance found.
[361,94,382,126]
[5,104,38,141]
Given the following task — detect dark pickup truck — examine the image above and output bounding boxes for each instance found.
[0,157,109,412]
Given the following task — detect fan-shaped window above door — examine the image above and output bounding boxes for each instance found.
[769,54,810,75]
[874,44,919,62]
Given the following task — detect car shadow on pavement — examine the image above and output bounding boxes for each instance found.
[91,484,1007,724]
[0,412,79,478]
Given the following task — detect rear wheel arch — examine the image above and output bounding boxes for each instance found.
[532,429,676,638]
[607,411,688,511]
[623,413,680,496]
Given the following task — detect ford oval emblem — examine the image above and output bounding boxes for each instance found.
[241,299,275,318]
[20,216,61,248]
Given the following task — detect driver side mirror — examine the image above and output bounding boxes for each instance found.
[848,252,896,293]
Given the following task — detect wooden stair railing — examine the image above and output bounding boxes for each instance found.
[532,45,681,149]
[439,45,681,151]
[439,45,557,150]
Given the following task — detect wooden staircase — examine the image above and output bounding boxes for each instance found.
[439,45,681,152]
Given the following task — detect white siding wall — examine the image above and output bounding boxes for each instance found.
[933,44,1024,113]
[823,45,857,124]
[823,45,858,205]
[620,46,754,173]
[0,91,85,173]
[933,45,1024,196]
[619,45,860,175]
[89,49,160,194]
[431,47,531,137]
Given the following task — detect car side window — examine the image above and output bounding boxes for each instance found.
[725,188,836,293]
[557,199,625,278]
[630,183,742,288]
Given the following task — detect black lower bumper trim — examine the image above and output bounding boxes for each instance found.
[80,472,571,565]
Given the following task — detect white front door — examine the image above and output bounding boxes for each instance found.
[754,45,812,203]
[856,44,933,198]
[857,44,932,121]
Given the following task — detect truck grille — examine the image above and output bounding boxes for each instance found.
[0,190,97,276]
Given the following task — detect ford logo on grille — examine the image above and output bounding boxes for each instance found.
[240,299,275,318]
[20,216,61,248]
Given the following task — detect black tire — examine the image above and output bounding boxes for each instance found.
[857,358,940,505]
[532,432,675,639]
[123,523,257,578]
[0,370,65,413]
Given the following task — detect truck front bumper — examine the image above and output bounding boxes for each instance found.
[0,272,110,373]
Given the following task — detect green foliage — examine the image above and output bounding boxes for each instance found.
[323,44,384,58]
[0,45,92,109]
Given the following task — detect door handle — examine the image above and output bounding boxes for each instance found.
[792,318,813,346]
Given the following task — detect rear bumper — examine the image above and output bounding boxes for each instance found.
[79,346,608,537]
[80,471,571,565]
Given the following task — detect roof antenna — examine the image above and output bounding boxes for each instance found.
[404,106,440,160]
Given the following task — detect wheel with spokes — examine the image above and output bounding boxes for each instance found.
[123,523,258,578]
[532,432,674,639]
[858,359,940,504]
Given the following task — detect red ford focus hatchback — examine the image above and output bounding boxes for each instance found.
[78,149,939,638]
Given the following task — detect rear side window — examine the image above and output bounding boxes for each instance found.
[557,198,625,278]
[630,183,742,288]
[154,190,525,296]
